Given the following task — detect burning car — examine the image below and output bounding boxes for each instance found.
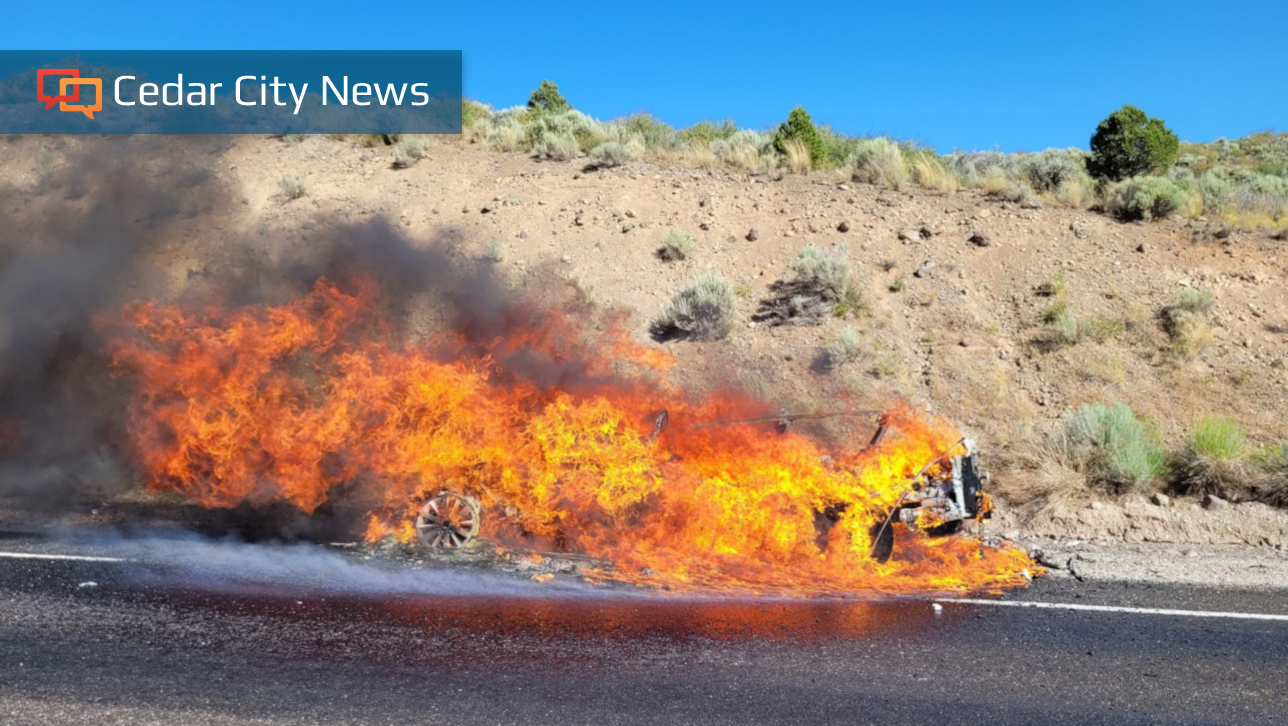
[110,278,1033,595]
[410,411,994,564]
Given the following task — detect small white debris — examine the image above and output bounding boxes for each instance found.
[932,603,944,616]
[1022,569,1032,581]
[78,581,99,589]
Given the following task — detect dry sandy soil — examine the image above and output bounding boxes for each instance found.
[2,133,1286,558]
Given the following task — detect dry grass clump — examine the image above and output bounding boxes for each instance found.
[782,138,812,175]
[1251,444,1288,506]
[991,423,1092,521]
[1163,288,1216,360]
[848,138,908,188]
[711,130,771,171]
[911,153,959,193]
[985,177,1033,203]
[1055,176,1096,208]
[651,272,736,341]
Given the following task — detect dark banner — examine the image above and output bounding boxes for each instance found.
[0,50,462,134]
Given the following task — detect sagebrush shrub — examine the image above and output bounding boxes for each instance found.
[755,245,864,325]
[1065,403,1167,491]
[1176,288,1215,315]
[1023,148,1091,192]
[825,326,862,370]
[651,272,736,341]
[532,131,580,161]
[792,245,852,305]
[278,175,307,201]
[659,230,694,261]
[1107,176,1187,220]
[1088,105,1179,181]
[772,107,826,169]
[589,141,631,167]
[482,116,525,152]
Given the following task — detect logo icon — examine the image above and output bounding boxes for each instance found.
[36,68,81,109]
[59,78,102,119]
[36,68,102,119]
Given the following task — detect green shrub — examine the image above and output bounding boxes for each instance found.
[612,113,681,152]
[462,99,491,128]
[659,229,694,261]
[483,238,505,262]
[817,126,863,169]
[678,119,738,148]
[1188,416,1247,461]
[651,272,736,341]
[1174,415,1259,499]
[527,80,569,113]
[1087,104,1179,181]
[1065,403,1167,491]
[772,107,826,169]
[1107,176,1187,220]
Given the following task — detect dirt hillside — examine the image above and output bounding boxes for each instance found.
[3,133,1286,544]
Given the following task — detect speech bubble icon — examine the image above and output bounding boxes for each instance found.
[37,68,81,109]
[59,77,102,120]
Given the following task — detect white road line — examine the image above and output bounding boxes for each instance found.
[940,598,1288,622]
[0,551,130,563]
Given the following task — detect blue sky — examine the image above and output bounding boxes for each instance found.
[5,0,1284,151]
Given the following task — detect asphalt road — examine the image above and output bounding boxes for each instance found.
[2,527,1287,726]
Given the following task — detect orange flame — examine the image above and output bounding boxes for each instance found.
[105,279,1033,596]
